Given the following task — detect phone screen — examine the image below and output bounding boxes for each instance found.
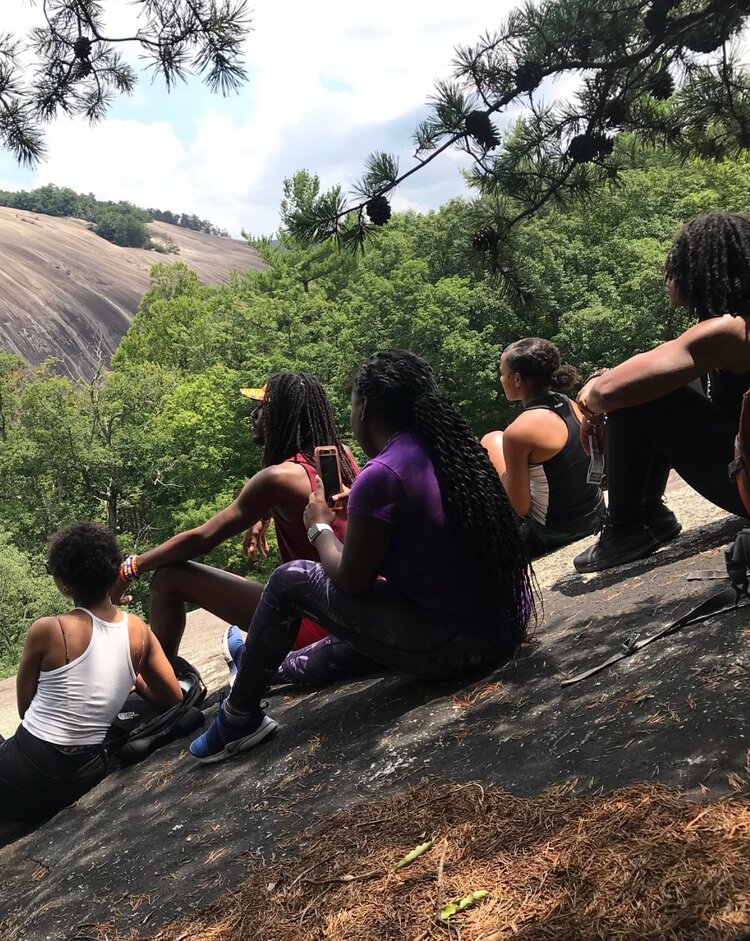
[317,451,342,505]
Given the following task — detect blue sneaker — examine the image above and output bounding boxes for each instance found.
[221,625,246,687]
[189,701,278,764]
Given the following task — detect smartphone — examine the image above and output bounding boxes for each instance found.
[314,446,343,506]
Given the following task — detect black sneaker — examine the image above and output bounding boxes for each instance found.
[573,521,660,573]
[644,502,682,543]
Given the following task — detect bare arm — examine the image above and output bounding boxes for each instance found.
[135,620,183,707]
[482,427,533,518]
[133,468,289,575]
[314,515,393,594]
[584,316,750,414]
[303,475,392,594]
[16,619,54,717]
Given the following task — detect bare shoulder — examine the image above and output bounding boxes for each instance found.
[685,314,750,372]
[24,616,60,651]
[504,410,555,446]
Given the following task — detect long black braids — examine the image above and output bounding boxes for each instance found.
[261,372,356,484]
[665,212,750,319]
[354,350,534,649]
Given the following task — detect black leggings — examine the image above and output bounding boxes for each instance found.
[606,383,747,524]
[0,725,108,823]
[229,560,516,713]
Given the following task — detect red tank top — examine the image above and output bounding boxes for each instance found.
[273,453,350,650]
[274,453,348,563]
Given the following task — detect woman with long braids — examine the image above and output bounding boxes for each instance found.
[482,338,605,558]
[191,349,533,763]
[574,211,750,573]
[112,371,365,685]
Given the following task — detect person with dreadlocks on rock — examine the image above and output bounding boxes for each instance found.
[190,349,534,763]
[574,211,750,573]
[112,372,367,686]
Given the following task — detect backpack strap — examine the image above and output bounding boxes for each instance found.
[728,388,750,516]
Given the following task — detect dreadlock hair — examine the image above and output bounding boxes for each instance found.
[665,212,750,320]
[503,338,578,392]
[261,372,356,485]
[353,350,533,651]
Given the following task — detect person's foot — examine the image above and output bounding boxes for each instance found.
[189,701,278,764]
[644,502,682,543]
[221,625,247,687]
[573,521,660,574]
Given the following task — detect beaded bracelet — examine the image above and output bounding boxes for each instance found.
[120,554,141,582]
[581,366,610,386]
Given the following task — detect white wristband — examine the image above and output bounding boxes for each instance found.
[307,522,333,544]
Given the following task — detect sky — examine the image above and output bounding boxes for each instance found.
[0,1,521,237]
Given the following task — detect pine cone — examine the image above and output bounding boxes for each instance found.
[645,68,675,100]
[603,99,629,127]
[464,111,500,150]
[683,31,726,54]
[73,36,92,60]
[515,62,544,93]
[567,133,613,163]
[75,60,93,79]
[365,195,391,226]
[471,227,499,252]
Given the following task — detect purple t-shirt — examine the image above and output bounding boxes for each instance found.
[347,430,479,631]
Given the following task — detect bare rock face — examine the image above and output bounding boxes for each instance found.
[0,207,265,378]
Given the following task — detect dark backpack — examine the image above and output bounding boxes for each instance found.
[105,655,206,766]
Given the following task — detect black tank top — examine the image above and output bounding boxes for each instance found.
[523,392,605,534]
[706,368,750,424]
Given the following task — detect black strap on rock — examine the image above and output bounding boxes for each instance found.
[561,529,750,688]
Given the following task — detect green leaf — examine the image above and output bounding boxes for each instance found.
[392,839,434,872]
[439,889,489,921]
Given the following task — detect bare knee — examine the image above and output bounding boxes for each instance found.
[150,563,193,600]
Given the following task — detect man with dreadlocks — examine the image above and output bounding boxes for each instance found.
[190,349,534,763]
[574,211,750,573]
[112,372,362,683]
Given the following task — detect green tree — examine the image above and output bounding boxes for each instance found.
[0,1,252,166]
[286,0,750,261]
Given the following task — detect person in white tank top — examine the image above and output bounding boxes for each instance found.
[0,522,182,830]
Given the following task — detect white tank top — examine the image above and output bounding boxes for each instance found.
[22,608,137,746]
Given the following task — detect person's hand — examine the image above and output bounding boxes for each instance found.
[576,377,602,422]
[331,484,350,514]
[244,518,271,560]
[580,415,607,457]
[303,475,336,529]
[110,574,132,606]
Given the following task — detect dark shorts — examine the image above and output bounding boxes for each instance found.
[519,516,593,559]
[0,724,108,823]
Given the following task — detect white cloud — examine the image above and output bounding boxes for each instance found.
[8,0,521,233]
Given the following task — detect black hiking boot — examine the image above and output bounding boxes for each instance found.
[643,501,682,544]
[573,519,659,574]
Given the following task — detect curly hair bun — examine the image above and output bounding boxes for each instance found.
[46,521,121,605]
[550,364,578,391]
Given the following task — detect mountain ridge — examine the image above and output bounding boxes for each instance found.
[0,206,264,378]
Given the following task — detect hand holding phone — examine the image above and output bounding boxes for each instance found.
[314,446,343,507]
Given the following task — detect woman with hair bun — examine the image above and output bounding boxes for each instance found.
[482,338,605,558]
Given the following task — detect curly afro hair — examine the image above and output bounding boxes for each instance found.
[665,212,750,319]
[46,521,122,604]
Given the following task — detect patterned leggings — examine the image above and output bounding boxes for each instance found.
[229,560,513,713]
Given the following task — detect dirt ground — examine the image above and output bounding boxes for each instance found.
[1,484,748,940]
